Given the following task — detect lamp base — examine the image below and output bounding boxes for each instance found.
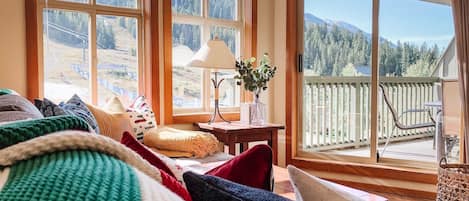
[208,99,230,124]
[208,72,230,124]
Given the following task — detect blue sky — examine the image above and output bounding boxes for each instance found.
[305,0,454,48]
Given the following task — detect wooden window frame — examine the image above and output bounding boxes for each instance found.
[163,0,257,124]
[25,0,160,123]
[285,0,437,197]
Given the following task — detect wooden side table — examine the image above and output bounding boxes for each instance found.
[195,121,285,165]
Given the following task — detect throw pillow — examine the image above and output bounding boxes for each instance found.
[86,103,133,141]
[127,96,156,142]
[287,165,364,201]
[205,144,273,191]
[120,132,192,201]
[34,98,66,117]
[60,94,100,133]
[183,171,291,201]
[103,96,127,113]
[0,95,43,122]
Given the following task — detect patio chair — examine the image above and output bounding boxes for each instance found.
[378,84,436,159]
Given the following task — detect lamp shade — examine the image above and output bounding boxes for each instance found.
[186,39,235,69]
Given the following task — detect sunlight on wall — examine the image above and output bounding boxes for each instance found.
[0,0,27,95]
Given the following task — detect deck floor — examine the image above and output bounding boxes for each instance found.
[324,137,438,163]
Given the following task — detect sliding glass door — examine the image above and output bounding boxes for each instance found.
[377,0,456,164]
[298,0,457,167]
[299,0,373,161]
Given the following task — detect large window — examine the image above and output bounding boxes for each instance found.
[170,0,243,115]
[40,0,143,106]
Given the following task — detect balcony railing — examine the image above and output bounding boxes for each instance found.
[302,76,439,151]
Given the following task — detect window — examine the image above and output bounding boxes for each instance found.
[166,0,253,123]
[39,0,143,106]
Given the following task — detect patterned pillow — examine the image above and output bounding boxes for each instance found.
[183,172,291,201]
[60,95,100,133]
[127,96,156,142]
[34,98,66,117]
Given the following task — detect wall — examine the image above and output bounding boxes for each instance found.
[257,0,288,167]
[0,0,27,96]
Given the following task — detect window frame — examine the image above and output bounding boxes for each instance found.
[37,0,144,104]
[26,0,160,123]
[163,0,257,124]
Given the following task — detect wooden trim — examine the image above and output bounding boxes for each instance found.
[143,0,160,124]
[162,0,173,124]
[243,0,257,102]
[90,13,98,104]
[370,0,380,161]
[291,158,437,184]
[163,0,257,124]
[25,0,40,101]
[285,0,298,165]
[173,113,240,124]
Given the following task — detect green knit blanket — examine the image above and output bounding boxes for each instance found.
[0,115,89,149]
[0,150,141,201]
[0,116,183,201]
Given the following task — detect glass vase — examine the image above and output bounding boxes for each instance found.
[250,93,266,126]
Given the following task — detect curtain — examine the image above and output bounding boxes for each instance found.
[452,0,469,164]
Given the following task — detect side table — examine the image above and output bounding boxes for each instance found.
[195,121,285,165]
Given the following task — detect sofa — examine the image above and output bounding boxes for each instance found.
[0,93,292,201]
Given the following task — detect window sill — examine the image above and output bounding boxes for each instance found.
[172,112,240,124]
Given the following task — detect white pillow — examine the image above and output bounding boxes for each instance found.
[287,165,365,201]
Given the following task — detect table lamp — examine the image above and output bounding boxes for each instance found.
[186,39,235,124]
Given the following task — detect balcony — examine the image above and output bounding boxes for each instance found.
[302,76,441,162]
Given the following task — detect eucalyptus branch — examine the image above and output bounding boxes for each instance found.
[234,53,277,96]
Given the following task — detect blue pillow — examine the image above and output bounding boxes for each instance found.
[35,95,100,133]
[60,95,100,133]
[183,171,291,201]
[34,98,66,117]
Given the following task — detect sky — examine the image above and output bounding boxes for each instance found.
[304,0,455,49]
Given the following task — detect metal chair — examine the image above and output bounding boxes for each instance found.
[378,84,436,159]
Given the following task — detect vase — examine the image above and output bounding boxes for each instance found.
[249,92,266,126]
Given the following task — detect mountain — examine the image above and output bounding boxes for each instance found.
[304,13,369,37]
[303,13,394,45]
[304,13,325,25]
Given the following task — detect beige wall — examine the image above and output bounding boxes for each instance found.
[257,0,288,167]
[0,0,27,96]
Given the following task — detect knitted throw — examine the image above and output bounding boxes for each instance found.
[0,131,184,201]
[0,115,90,149]
[0,150,141,201]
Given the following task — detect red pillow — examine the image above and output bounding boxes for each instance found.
[121,132,192,201]
[205,144,273,191]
